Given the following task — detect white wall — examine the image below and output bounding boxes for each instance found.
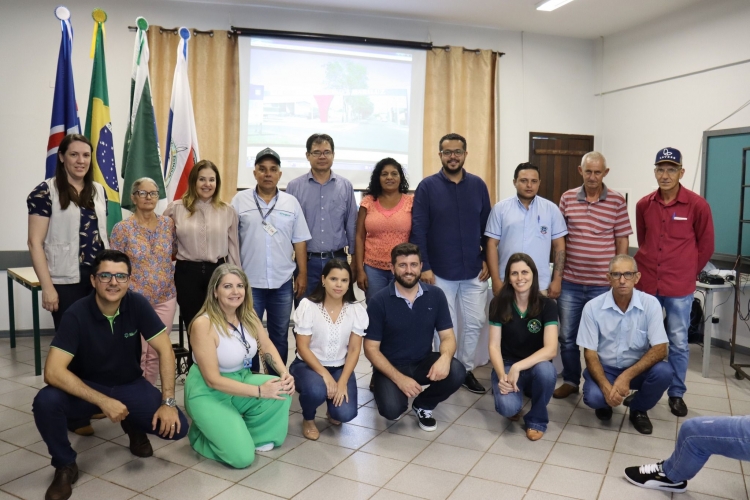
[0,0,596,330]
[598,0,750,248]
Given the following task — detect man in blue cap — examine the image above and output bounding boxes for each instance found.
[634,147,714,417]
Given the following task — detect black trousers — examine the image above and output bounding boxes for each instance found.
[372,352,466,420]
[51,266,94,331]
[174,259,226,329]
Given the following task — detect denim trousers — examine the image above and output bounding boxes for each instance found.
[252,279,293,372]
[372,352,466,420]
[582,362,672,412]
[33,377,189,468]
[557,280,610,387]
[363,264,393,304]
[491,360,556,432]
[433,275,489,372]
[663,415,750,482]
[289,358,358,422]
[656,293,693,398]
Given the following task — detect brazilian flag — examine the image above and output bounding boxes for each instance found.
[84,9,121,235]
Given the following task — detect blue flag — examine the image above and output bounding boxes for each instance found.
[46,7,81,179]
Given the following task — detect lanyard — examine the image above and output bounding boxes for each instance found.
[253,189,278,224]
[229,322,252,355]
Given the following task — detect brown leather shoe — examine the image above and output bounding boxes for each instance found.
[71,425,94,436]
[121,420,153,457]
[45,463,78,500]
[552,384,579,399]
[526,428,544,441]
[508,411,522,422]
[302,419,320,440]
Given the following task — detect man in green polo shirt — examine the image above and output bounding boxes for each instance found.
[33,250,188,500]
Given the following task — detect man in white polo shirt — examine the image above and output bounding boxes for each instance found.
[232,148,311,372]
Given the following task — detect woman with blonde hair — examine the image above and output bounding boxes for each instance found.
[185,264,293,468]
[111,177,176,384]
[164,160,240,330]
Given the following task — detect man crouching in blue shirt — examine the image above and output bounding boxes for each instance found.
[364,243,465,431]
[33,250,188,500]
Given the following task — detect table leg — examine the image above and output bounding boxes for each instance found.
[703,290,714,378]
[32,288,41,376]
[7,275,15,349]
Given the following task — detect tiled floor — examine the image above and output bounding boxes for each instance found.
[0,334,749,499]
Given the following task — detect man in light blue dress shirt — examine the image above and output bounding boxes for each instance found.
[577,254,672,435]
[232,148,311,371]
[286,134,358,301]
[485,163,568,298]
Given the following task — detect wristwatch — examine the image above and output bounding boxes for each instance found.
[161,397,177,408]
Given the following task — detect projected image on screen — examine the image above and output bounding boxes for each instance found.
[246,38,414,188]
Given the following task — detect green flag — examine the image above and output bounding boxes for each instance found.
[122,17,164,212]
[84,9,122,233]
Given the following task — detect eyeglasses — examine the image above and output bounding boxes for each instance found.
[96,272,130,283]
[654,167,681,176]
[440,149,465,157]
[309,150,333,158]
[608,272,636,281]
[134,190,159,199]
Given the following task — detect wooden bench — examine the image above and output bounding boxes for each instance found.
[6,267,43,375]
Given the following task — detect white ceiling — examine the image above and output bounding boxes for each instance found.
[178,0,707,39]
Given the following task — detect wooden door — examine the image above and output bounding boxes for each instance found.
[529,132,595,205]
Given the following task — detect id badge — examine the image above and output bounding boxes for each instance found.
[262,221,277,236]
[243,357,252,369]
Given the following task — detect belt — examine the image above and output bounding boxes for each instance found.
[307,249,347,260]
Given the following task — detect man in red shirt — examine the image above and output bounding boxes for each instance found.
[634,147,714,417]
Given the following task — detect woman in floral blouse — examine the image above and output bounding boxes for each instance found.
[111,177,176,384]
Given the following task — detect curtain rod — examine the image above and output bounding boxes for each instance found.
[231,26,433,50]
[127,26,216,37]
[432,45,504,57]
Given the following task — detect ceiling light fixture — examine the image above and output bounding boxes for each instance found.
[536,0,575,12]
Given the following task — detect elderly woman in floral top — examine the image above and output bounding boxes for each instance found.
[110,177,176,384]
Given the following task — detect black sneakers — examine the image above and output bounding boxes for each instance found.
[669,397,688,417]
[462,372,486,394]
[624,461,687,493]
[412,405,437,431]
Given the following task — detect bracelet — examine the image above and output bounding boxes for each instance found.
[257,385,262,399]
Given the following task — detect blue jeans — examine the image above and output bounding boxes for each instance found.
[491,361,556,432]
[656,293,693,398]
[33,377,189,468]
[582,362,672,412]
[289,358,358,422]
[372,353,466,419]
[364,264,393,304]
[433,275,489,372]
[663,416,750,482]
[558,280,610,387]
[252,279,293,372]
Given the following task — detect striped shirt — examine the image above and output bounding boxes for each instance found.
[559,185,633,286]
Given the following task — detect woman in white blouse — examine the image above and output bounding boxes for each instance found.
[164,160,240,331]
[290,259,368,440]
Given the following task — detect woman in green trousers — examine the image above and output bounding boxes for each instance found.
[185,264,294,468]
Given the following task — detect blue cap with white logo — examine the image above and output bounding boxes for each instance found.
[654,147,682,166]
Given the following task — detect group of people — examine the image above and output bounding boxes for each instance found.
[24,131,748,499]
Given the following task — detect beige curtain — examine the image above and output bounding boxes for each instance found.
[423,47,498,203]
[147,27,240,203]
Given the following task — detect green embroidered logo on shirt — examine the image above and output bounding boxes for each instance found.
[527,319,542,334]
[124,331,138,339]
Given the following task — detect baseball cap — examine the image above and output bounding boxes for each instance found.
[654,147,682,166]
[255,147,281,165]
